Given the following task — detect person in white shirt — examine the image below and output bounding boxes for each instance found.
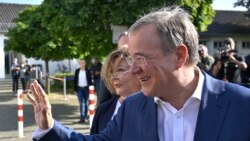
[74,59,92,123]
[27,6,250,141]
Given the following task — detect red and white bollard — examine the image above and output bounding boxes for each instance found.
[17,89,24,138]
[88,85,96,128]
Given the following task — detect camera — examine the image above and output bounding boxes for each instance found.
[220,52,229,63]
[218,46,237,63]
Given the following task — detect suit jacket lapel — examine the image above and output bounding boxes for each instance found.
[140,97,160,141]
[194,73,230,141]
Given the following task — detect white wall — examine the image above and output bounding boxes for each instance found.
[200,36,250,57]
[0,34,5,79]
[28,58,79,77]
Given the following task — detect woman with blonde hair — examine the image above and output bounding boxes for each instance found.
[90,48,141,134]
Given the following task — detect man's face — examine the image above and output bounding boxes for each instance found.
[198,49,204,57]
[128,24,177,98]
[91,58,96,64]
[117,35,128,49]
[225,43,235,51]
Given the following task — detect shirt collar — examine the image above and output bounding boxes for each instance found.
[192,67,204,101]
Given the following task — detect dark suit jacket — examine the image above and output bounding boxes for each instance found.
[38,72,250,141]
[90,95,119,134]
[74,68,92,91]
[96,79,113,106]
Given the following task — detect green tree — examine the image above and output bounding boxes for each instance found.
[5,6,80,94]
[180,0,214,31]
[41,0,215,59]
[6,0,214,93]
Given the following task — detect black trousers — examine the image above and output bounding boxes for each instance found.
[20,78,26,91]
[12,77,19,92]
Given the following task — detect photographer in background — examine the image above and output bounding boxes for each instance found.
[197,44,214,74]
[212,37,247,83]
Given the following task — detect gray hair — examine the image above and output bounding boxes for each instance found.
[128,6,199,65]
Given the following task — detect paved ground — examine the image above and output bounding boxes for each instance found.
[0,91,90,141]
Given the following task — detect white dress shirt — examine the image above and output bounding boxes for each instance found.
[32,120,54,140]
[154,69,204,141]
[78,70,87,87]
[111,100,122,120]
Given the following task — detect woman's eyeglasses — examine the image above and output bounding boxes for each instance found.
[109,69,129,79]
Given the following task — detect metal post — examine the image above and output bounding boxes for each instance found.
[17,89,24,138]
[88,85,95,128]
[35,65,38,79]
[62,77,68,100]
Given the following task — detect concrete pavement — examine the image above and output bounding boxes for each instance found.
[0,92,90,141]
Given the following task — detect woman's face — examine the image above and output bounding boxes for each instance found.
[79,60,86,69]
[110,59,141,97]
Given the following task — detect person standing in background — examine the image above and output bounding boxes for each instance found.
[74,59,92,123]
[11,58,20,95]
[24,59,32,90]
[197,44,214,74]
[19,62,27,91]
[117,32,128,49]
[90,58,102,97]
[212,37,247,83]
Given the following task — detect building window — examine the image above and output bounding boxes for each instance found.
[199,40,207,46]
[242,41,250,49]
[213,41,223,48]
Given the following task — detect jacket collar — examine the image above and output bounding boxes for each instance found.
[140,96,160,141]
[194,72,230,141]
[139,72,230,141]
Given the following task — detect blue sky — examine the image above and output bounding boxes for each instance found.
[0,0,247,11]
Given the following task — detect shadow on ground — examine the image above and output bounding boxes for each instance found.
[0,103,78,132]
[0,92,16,103]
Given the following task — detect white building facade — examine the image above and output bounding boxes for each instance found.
[0,3,80,79]
[0,32,79,79]
[0,34,6,78]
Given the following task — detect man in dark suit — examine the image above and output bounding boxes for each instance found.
[28,6,250,141]
[74,59,92,123]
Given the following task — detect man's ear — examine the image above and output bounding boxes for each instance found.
[175,44,188,69]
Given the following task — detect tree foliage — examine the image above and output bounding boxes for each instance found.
[6,0,215,61]
[5,0,214,93]
[6,6,80,60]
[234,0,250,15]
[40,0,215,59]
[180,0,214,31]
[40,0,175,59]
[5,6,80,93]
